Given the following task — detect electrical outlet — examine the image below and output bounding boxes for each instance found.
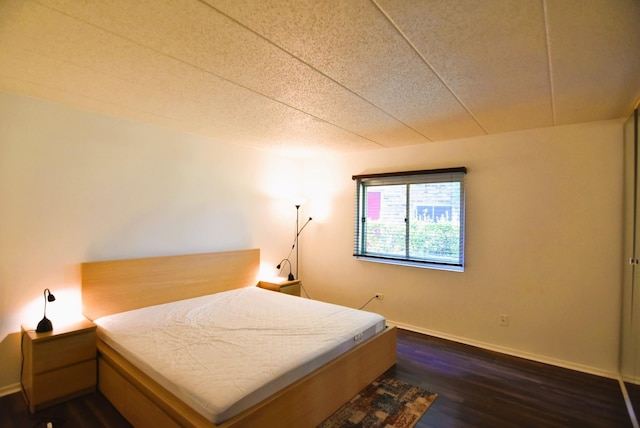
[375,293,384,300]
[499,314,509,327]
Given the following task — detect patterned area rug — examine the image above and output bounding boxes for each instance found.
[318,374,437,428]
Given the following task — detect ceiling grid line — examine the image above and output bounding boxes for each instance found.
[197,0,434,144]
[371,0,488,135]
[2,0,639,156]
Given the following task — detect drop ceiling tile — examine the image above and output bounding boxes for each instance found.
[197,106,383,157]
[36,0,431,148]
[377,0,553,134]
[2,0,640,155]
[0,44,379,156]
[0,48,199,131]
[1,1,382,153]
[545,0,640,124]
[206,0,486,141]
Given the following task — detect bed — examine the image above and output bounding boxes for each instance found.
[81,248,397,428]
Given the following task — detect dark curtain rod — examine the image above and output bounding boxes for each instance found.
[352,167,467,181]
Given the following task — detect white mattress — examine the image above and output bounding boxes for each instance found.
[94,286,386,424]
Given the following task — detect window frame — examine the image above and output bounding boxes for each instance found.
[352,167,467,272]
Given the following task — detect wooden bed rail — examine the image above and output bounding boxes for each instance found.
[97,326,397,428]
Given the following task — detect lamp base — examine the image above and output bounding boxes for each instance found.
[36,316,52,333]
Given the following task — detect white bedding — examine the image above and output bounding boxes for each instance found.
[94,286,386,424]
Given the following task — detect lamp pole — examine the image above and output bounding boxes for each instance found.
[295,204,300,280]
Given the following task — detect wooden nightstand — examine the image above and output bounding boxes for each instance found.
[258,279,302,296]
[21,318,97,413]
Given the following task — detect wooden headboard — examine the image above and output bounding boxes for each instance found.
[81,249,260,320]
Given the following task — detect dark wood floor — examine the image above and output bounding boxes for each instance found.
[0,329,634,427]
[0,390,131,428]
[626,382,640,424]
[390,330,634,428]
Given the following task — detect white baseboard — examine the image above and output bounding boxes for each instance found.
[622,374,640,385]
[0,383,21,398]
[391,320,619,379]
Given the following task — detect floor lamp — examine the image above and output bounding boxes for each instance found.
[294,204,312,280]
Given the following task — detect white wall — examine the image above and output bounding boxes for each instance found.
[301,120,624,376]
[0,91,625,394]
[0,93,300,393]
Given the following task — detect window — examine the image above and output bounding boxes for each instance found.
[353,167,466,271]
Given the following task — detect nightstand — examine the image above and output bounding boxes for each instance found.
[258,279,302,296]
[21,318,97,413]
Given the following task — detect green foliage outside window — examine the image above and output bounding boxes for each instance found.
[365,217,460,262]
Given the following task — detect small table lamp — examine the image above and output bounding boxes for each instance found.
[36,288,56,333]
[276,259,295,281]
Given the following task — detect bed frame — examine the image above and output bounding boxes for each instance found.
[81,249,397,428]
